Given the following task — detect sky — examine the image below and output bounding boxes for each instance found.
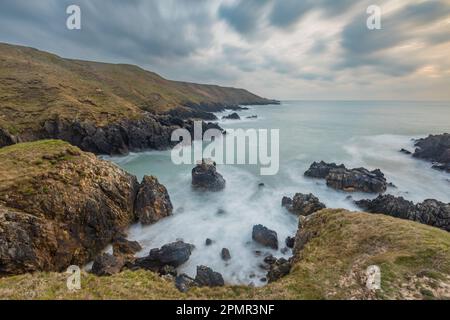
[0,0,449,100]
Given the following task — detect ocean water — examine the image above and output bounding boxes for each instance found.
[108,101,450,286]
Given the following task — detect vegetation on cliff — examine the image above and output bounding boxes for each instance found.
[1,209,449,300]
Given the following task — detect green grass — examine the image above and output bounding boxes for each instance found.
[1,209,449,300]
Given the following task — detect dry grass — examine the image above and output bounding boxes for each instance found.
[1,209,449,300]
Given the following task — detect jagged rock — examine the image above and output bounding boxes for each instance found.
[355,195,450,232]
[135,176,173,225]
[305,161,387,193]
[0,141,140,275]
[192,160,226,191]
[267,258,292,283]
[221,248,231,261]
[285,236,295,249]
[282,193,326,216]
[252,225,279,250]
[134,241,194,271]
[91,253,125,276]
[175,273,197,292]
[400,148,412,155]
[222,112,240,120]
[112,237,142,257]
[195,265,225,287]
[413,133,450,173]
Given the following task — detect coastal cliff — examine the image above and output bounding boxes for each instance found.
[0,43,278,154]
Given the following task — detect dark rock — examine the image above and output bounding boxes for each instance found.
[221,248,231,261]
[413,134,450,171]
[159,265,178,277]
[205,238,213,246]
[192,160,226,191]
[217,208,226,215]
[281,247,289,254]
[282,193,326,216]
[258,183,265,188]
[267,258,291,283]
[246,115,258,119]
[285,236,295,249]
[263,255,277,265]
[222,112,241,120]
[355,195,450,232]
[91,253,125,276]
[252,225,278,250]
[175,273,196,293]
[400,148,412,155]
[305,161,387,193]
[195,265,225,287]
[260,278,267,282]
[112,237,142,257]
[134,241,194,271]
[135,176,173,225]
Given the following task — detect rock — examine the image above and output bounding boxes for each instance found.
[91,253,125,276]
[252,225,279,250]
[282,193,326,216]
[222,112,241,120]
[159,265,178,277]
[216,208,226,215]
[205,238,213,246]
[134,241,194,271]
[263,255,277,265]
[112,237,142,257]
[305,161,387,193]
[285,236,295,249]
[221,248,231,261]
[175,273,197,292]
[258,183,265,188]
[400,148,412,155]
[0,141,140,275]
[413,133,450,172]
[192,160,226,191]
[267,258,292,283]
[281,247,289,254]
[135,175,173,225]
[246,115,258,119]
[355,195,450,232]
[195,265,225,287]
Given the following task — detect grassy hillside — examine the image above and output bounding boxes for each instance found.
[0,43,274,134]
[1,209,449,300]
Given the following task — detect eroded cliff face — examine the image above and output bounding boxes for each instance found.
[0,140,171,275]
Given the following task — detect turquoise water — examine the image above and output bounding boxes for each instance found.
[108,101,450,285]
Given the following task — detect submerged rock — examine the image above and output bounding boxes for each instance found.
[205,238,213,246]
[285,236,295,249]
[134,241,194,271]
[195,265,225,287]
[355,195,450,232]
[135,175,173,225]
[91,253,125,276]
[282,193,326,216]
[192,160,226,191]
[252,225,279,250]
[305,161,387,193]
[222,112,241,120]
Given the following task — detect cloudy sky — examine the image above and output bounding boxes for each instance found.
[1,0,450,100]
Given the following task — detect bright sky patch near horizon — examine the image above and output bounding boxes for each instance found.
[1,0,449,101]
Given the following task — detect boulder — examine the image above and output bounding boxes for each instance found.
[91,253,125,276]
[221,248,231,261]
[355,195,450,232]
[252,225,279,250]
[282,193,326,216]
[134,241,194,271]
[222,112,241,120]
[267,258,292,283]
[205,238,213,246]
[175,274,197,292]
[285,236,295,249]
[305,161,387,193]
[195,265,225,287]
[113,237,142,257]
[192,160,226,191]
[135,176,173,225]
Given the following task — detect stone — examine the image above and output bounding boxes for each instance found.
[267,258,291,283]
[221,248,231,261]
[192,160,226,191]
[134,241,194,271]
[252,225,279,250]
[91,253,125,276]
[195,266,225,287]
[282,193,326,216]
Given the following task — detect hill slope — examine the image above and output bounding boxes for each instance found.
[1,209,449,300]
[0,42,276,137]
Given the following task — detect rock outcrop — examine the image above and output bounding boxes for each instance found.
[192,160,226,191]
[194,266,225,287]
[112,237,142,257]
[305,161,387,193]
[355,195,450,232]
[282,193,326,216]
[222,112,241,120]
[91,253,125,276]
[135,176,173,225]
[252,225,279,250]
[134,241,194,272]
[0,140,173,276]
[412,133,450,173]
[267,258,292,283]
